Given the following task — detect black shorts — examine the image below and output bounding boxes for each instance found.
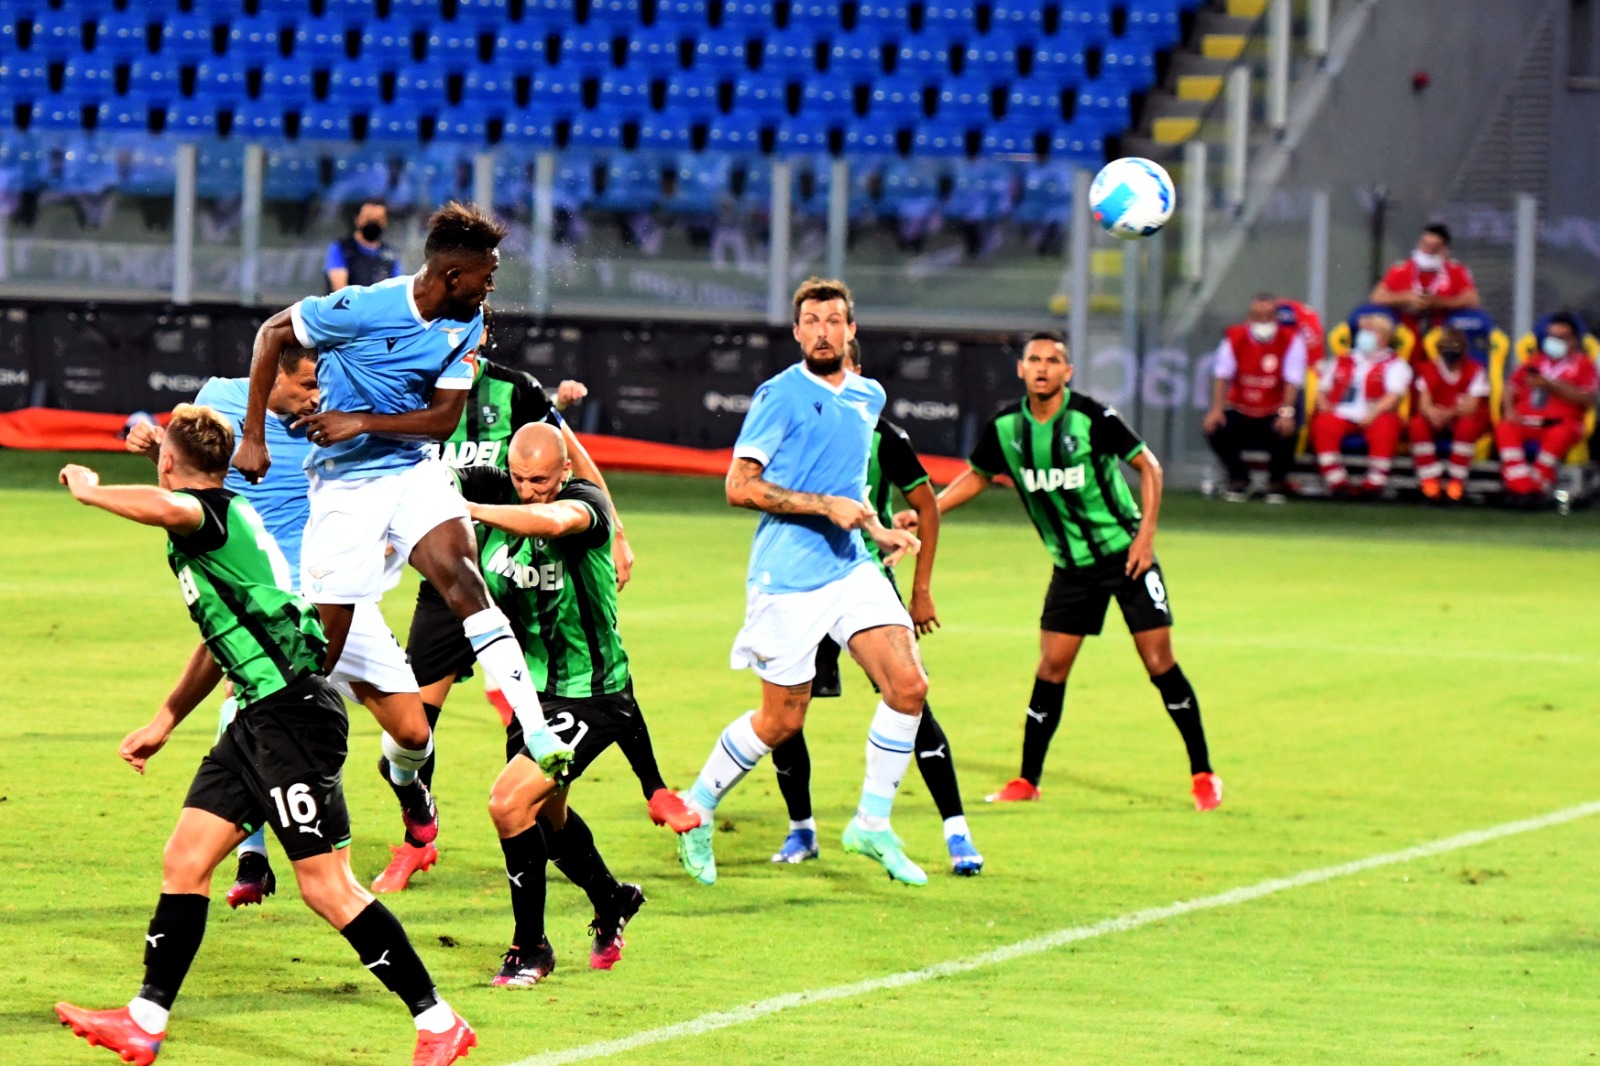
[183,674,351,862]
[406,580,476,688]
[504,682,641,782]
[1040,556,1175,637]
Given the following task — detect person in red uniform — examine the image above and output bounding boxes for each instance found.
[1370,224,1480,338]
[1408,327,1491,502]
[1310,310,1411,495]
[1495,312,1599,500]
[1203,293,1308,502]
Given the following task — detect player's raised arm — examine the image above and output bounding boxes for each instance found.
[468,498,594,539]
[59,464,204,534]
[237,308,298,482]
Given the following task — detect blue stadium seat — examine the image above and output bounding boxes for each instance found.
[921,1,975,38]
[694,31,749,76]
[456,0,514,30]
[228,17,287,63]
[294,20,351,64]
[167,98,221,137]
[567,109,624,148]
[786,1,839,32]
[963,33,1021,81]
[760,30,819,78]
[844,119,897,155]
[393,60,450,104]
[1075,84,1130,135]
[913,119,971,157]
[494,25,548,69]
[196,141,242,199]
[637,110,694,150]
[599,68,654,114]
[1061,0,1113,45]
[365,101,422,142]
[654,0,707,31]
[661,156,724,213]
[587,0,643,30]
[0,55,51,104]
[1049,122,1104,164]
[232,99,286,138]
[1006,78,1063,121]
[262,59,316,103]
[96,99,155,133]
[560,24,618,73]
[431,107,490,143]
[945,160,1014,221]
[462,62,520,113]
[596,156,660,212]
[1124,0,1184,49]
[428,24,482,64]
[500,110,557,146]
[62,56,118,102]
[30,100,87,133]
[665,70,721,116]
[800,80,855,119]
[829,32,887,76]
[1100,45,1157,92]
[707,112,766,153]
[29,10,86,58]
[325,0,380,24]
[92,11,154,61]
[734,74,790,119]
[869,76,925,122]
[388,0,443,28]
[1014,162,1072,224]
[627,27,689,73]
[127,59,180,104]
[774,117,829,155]
[856,2,910,37]
[981,119,1044,158]
[991,0,1043,37]
[1033,37,1088,88]
[897,40,952,80]
[264,152,323,201]
[531,68,584,116]
[524,0,581,30]
[328,60,385,107]
[161,13,218,62]
[936,79,993,123]
[721,0,775,35]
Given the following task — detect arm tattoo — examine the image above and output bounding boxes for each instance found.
[729,458,829,516]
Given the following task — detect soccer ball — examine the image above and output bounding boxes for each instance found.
[1089,157,1176,240]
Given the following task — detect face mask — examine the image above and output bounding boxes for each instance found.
[359,221,384,242]
[1248,321,1277,342]
[1412,250,1443,272]
[1355,328,1380,353]
[1542,335,1570,358]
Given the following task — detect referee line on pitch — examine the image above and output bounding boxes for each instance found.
[504,800,1600,1066]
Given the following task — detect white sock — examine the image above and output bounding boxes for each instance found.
[942,815,971,841]
[790,817,817,832]
[413,999,455,1034]
[381,731,433,786]
[127,997,168,1036]
[461,607,547,735]
[855,702,920,832]
[686,711,770,821]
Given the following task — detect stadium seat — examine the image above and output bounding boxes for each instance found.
[844,119,899,155]
[856,2,910,37]
[1100,45,1157,92]
[127,59,180,104]
[161,13,219,62]
[61,56,119,102]
[734,74,791,120]
[721,0,776,35]
[325,0,382,24]
[897,40,953,80]
[921,1,976,38]
[388,0,444,28]
[494,24,549,69]
[913,119,971,157]
[1123,0,1185,49]
[654,0,708,31]
[760,30,820,78]
[432,106,491,143]
[695,31,750,76]
[29,10,86,59]
[263,151,323,201]
[500,110,558,146]
[228,17,287,63]
[636,110,694,150]
[262,59,316,104]
[567,109,624,148]
[456,0,515,30]
[1324,304,1418,361]
[774,117,829,155]
[599,68,654,114]
[786,1,840,32]
[801,80,856,120]
[829,32,888,77]
[945,159,1014,220]
[96,99,156,133]
[665,70,721,117]
[328,60,385,108]
[1014,162,1073,224]
[393,60,451,104]
[167,98,221,137]
[232,99,286,139]
[296,100,353,140]
[560,25,619,73]
[524,0,581,29]
[30,100,87,133]
[93,11,155,61]
[1048,122,1104,164]
[707,112,767,153]
[1033,37,1089,87]
[1074,85,1131,136]
[1,55,52,104]
[462,63,521,114]
[1007,78,1064,122]
[531,68,584,117]
[869,76,927,123]
[662,155,725,213]
[1061,0,1114,45]
[991,0,1044,37]
[981,119,1045,158]
[963,33,1022,82]
[936,80,994,123]
[293,21,353,64]
[428,24,483,65]
[366,102,423,142]
[587,0,644,30]
[628,27,690,73]
[596,156,660,212]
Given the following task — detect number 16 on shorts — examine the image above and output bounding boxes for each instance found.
[270,782,321,835]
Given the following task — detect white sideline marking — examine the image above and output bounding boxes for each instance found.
[506,800,1600,1066]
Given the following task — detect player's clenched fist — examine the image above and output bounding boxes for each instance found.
[231,436,271,483]
[824,495,873,530]
[58,464,100,497]
[125,421,164,459]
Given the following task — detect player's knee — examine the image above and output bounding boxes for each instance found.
[1139,644,1176,676]
[1035,655,1072,684]
[295,869,365,927]
[487,779,541,837]
[385,716,431,751]
[159,837,213,894]
[887,669,929,710]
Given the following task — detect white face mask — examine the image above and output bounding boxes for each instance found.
[1354,329,1380,354]
[1248,321,1277,342]
[1543,335,1570,358]
[1412,250,1444,272]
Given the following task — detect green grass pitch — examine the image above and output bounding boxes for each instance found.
[3,450,1599,1065]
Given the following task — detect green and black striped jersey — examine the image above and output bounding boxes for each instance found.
[968,390,1146,571]
[166,488,327,706]
[426,359,561,471]
[865,418,930,582]
[459,468,629,699]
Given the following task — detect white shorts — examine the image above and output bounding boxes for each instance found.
[300,459,468,604]
[730,562,914,686]
[327,600,418,701]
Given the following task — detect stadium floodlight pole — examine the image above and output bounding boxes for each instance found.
[1068,166,1092,375]
[1267,0,1290,133]
[1307,187,1330,322]
[240,144,264,305]
[766,159,793,327]
[827,158,849,281]
[172,142,197,305]
[1181,140,1206,284]
[1225,64,1249,211]
[1512,192,1538,342]
[530,151,555,316]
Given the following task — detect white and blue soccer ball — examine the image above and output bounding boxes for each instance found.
[1089,157,1176,240]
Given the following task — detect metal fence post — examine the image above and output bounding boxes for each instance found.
[1512,192,1538,343]
[240,144,264,304]
[1307,188,1330,320]
[1182,140,1207,283]
[767,160,793,327]
[473,150,496,213]
[1267,0,1291,132]
[530,151,554,316]
[172,142,197,304]
[1226,64,1250,210]
[827,157,849,283]
[1068,166,1092,368]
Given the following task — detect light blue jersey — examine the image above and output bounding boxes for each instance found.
[733,362,885,594]
[291,274,480,480]
[195,376,312,573]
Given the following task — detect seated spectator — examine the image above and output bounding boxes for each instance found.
[1370,223,1479,338]
[323,199,401,293]
[1409,327,1491,502]
[1310,310,1412,496]
[1495,311,1600,501]
[1203,292,1308,503]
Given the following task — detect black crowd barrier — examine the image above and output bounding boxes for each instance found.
[0,298,1029,457]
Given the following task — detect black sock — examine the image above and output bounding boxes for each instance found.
[419,701,442,789]
[769,729,813,822]
[499,823,549,949]
[545,809,617,912]
[615,711,668,799]
[137,893,209,1011]
[913,704,965,821]
[1152,664,1212,775]
[1020,677,1067,786]
[338,901,438,1017]
[811,635,843,698]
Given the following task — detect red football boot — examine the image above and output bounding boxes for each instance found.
[984,777,1041,803]
[485,687,514,728]
[1191,772,1224,812]
[412,1013,476,1066]
[373,842,440,894]
[55,1004,164,1065]
[646,789,701,833]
